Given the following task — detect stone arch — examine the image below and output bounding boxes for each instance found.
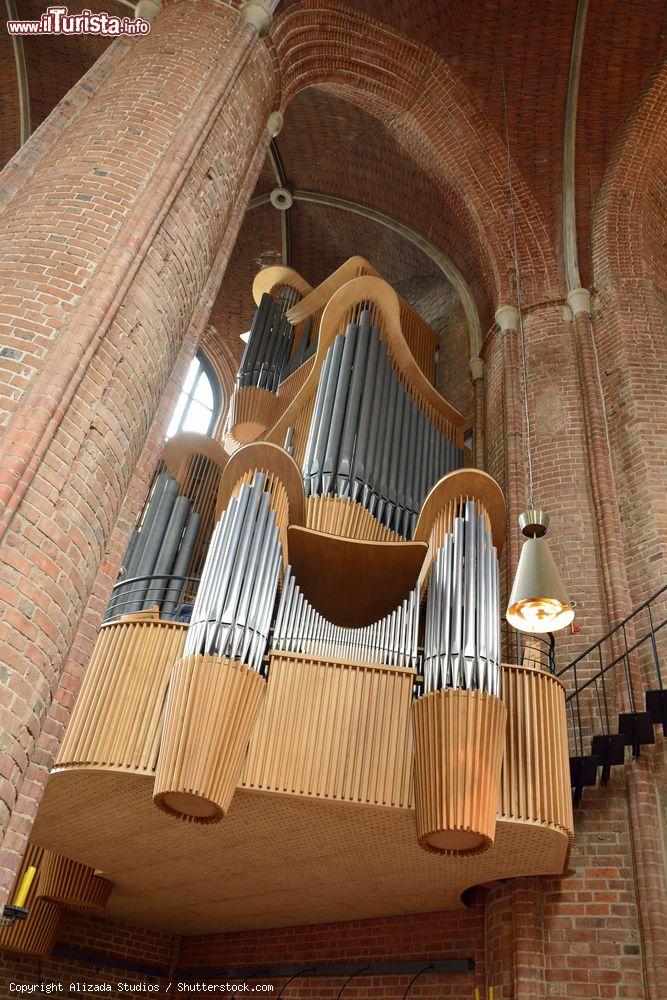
[272,0,563,310]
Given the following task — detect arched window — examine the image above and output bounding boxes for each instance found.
[166,350,221,438]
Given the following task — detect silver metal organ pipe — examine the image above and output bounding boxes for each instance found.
[423,501,501,695]
[183,473,282,672]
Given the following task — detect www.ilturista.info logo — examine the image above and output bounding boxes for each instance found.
[6,4,151,34]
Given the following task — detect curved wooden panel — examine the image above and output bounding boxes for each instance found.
[499,663,573,840]
[412,689,507,855]
[56,618,187,774]
[161,432,229,591]
[414,469,506,554]
[267,275,465,466]
[287,526,427,627]
[305,496,401,542]
[34,662,572,933]
[216,442,305,534]
[37,851,112,911]
[286,256,379,323]
[0,844,62,957]
[161,432,228,482]
[398,298,437,385]
[276,355,315,407]
[225,386,285,449]
[154,655,266,823]
[242,653,414,808]
[252,265,312,305]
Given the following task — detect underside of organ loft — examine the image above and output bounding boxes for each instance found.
[1,259,572,950]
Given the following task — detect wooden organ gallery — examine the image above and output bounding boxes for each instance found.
[2,259,573,953]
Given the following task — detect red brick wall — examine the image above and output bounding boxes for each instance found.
[0,0,277,895]
[177,905,486,998]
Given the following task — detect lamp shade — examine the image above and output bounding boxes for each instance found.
[506,536,574,634]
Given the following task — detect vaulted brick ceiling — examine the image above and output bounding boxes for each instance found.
[1,0,664,373]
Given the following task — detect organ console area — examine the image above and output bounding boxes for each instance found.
[2,258,573,955]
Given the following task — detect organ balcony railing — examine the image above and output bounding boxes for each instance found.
[17,260,573,949]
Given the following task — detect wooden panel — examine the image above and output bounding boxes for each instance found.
[398,299,437,385]
[0,844,62,958]
[33,663,572,935]
[267,275,465,467]
[56,617,186,774]
[276,355,315,407]
[414,469,506,554]
[499,663,574,840]
[305,495,401,542]
[162,432,228,482]
[286,526,428,627]
[242,653,414,808]
[216,442,305,528]
[412,690,507,855]
[252,265,312,305]
[225,386,285,449]
[34,767,570,936]
[161,433,229,594]
[285,256,378,323]
[37,851,112,911]
[154,655,266,823]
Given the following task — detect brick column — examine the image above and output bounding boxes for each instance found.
[470,356,485,470]
[0,0,277,895]
[567,290,633,634]
[495,305,523,580]
[485,879,546,999]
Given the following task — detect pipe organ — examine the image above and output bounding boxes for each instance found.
[183,472,282,672]
[26,257,573,945]
[301,310,462,537]
[423,500,501,696]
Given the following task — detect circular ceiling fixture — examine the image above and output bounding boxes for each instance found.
[269,187,293,211]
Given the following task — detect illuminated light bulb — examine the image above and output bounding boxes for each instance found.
[12,865,37,908]
[506,510,574,635]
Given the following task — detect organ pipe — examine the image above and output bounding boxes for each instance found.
[273,566,420,671]
[423,500,501,696]
[183,472,282,674]
[302,313,463,538]
[106,471,201,621]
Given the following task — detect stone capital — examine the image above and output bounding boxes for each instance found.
[469,357,484,381]
[267,111,283,137]
[495,304,519,333]
[241,1,273,36]
[134,0,162,22]
[567,287,591,317]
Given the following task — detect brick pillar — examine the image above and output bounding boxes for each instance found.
[495,305,523,580]
[470,356,485,471]
[0,0,277,896]
[485,880,546,999]
[568,291,633,634]
[625,756,667,1000]
[590,281,666,617]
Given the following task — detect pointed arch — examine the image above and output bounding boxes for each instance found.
[272,0,562,309]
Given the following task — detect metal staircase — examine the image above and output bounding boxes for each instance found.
[554,585,666,803]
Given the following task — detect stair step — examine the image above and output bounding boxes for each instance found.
[591,733,626,784]
[569,754,599,805]
[645,689,667,729]
[618,711,655,756]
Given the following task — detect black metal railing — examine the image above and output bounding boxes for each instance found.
[501,621,556,675]
[103,574,201,624]
[555,584,667,802]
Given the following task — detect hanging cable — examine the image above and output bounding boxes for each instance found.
[501,62,535,510]
[335,965,370,998]
[402,963,435,998]
[276,968,315,998]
